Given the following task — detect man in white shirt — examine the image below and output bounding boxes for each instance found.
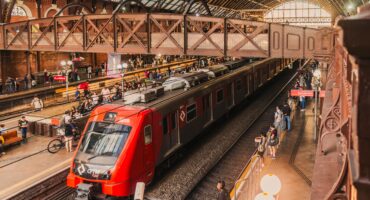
[31,96,44,111]
[87,66,92,79]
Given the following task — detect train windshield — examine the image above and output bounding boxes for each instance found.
[75,122,132,165]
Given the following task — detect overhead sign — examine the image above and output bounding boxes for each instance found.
[290,89,314,97]
[319,90,326,98]
[290,89,326,98]
[53,75,66,81]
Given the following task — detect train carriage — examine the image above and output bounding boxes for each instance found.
[67,58,293,199]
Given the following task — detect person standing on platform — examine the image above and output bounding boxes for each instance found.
[256,131,267,168]
[0,124,6,155]
[18,116,29,143]
[31,96,44,111]
[44,69,49,84]
[24,74,29,90]
[87,65,92,79]
[274,106,284,135]
[299,92,306,111]
[216,180,230,200]
[95,66,99,77]
[268,127,279,159]
[282,101,292,131]
[64,121,74,152]
[75,88,81,101]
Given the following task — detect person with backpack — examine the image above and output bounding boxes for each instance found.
[31,96,44,111]
[18,116,29,143]
[274,106,285,134]
[256,131,267,168]
[64,120,74,152]
[268,126,279,159]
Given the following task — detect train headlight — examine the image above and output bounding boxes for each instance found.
[100,170,112,180]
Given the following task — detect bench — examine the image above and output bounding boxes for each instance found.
[1,130,23,146]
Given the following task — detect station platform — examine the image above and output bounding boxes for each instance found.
[234,101,317,200]
[0,100,79,199]
[0,59,197,118]
[0,135,72,199]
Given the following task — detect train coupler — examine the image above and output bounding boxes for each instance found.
[75,183,94,200]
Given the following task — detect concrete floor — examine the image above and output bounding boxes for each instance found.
[0,135,73,199]
[236,101,317,200]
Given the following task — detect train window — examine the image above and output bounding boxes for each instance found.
[163,117,168,135]
[104,112,117,122]
[76,122,132,165]
[216,89,224,103]
[144,125,152,145]
[171,112,176,130]
[236,79,242,91]
[186,104,197,123]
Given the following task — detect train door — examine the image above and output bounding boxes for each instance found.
[169,111,179,149]
[227,83,233,108]
[203,94,212,127]
[143,114,155,183]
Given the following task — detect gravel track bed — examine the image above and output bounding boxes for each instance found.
[145,68,296,200]
[187,73,296,199]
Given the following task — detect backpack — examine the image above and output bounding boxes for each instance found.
[257,137,266,152]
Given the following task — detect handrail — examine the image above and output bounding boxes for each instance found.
[231,154,260,200]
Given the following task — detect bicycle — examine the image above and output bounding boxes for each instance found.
[47,127,80,154]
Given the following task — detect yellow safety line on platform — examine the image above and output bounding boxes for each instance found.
[0,158,71,199]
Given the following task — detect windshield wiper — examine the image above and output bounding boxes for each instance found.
[87,152,112,161]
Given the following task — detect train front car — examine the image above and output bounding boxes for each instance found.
[67,104,156,199]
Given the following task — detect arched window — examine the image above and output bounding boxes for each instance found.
[264,0,331,27]
[11,5,27,16]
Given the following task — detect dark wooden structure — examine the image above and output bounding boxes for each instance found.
[312,4,370,200]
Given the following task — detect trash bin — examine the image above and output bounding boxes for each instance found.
[35,122,43,135]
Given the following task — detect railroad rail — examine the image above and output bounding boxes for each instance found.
[185,61,309,199]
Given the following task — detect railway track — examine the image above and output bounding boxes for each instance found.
[185,65,305,199]
[4,167,72,200]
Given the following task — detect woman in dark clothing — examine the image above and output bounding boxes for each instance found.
[64,122,74,152]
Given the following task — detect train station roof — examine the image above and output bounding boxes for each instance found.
[106,0,358,18]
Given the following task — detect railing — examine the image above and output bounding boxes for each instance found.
[0,59,198,120]
[0,13,334,59]
[231,154,262,200]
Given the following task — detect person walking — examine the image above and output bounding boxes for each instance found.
[216,180,230,200]
[0,124,6,155]
[18,116,29,143]
[31,96,44,111]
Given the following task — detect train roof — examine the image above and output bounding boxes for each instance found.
[94,58,275,116]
